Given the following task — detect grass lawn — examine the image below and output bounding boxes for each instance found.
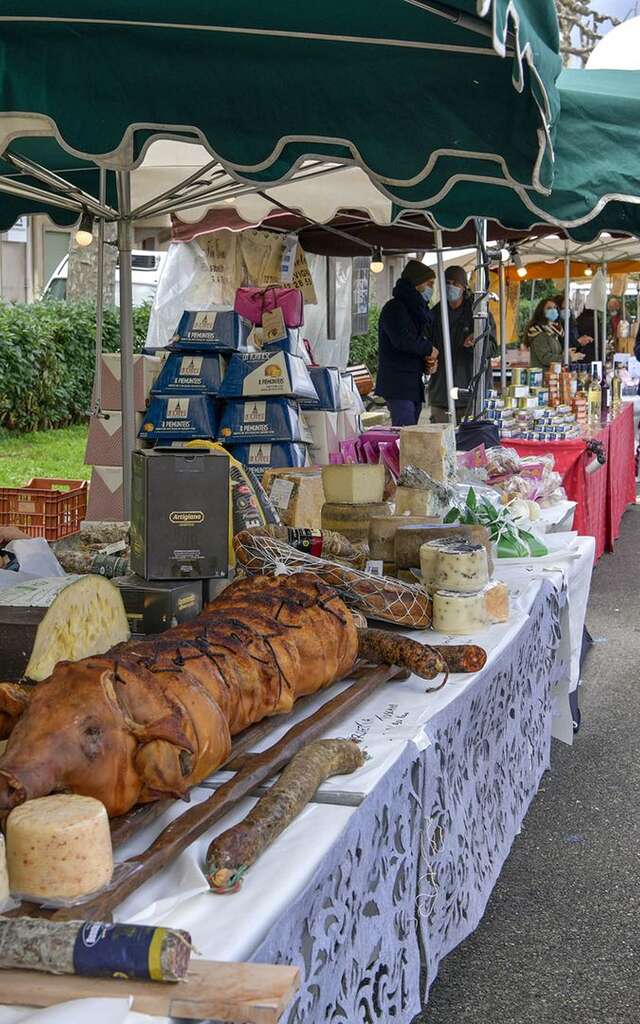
[0,425,90,488]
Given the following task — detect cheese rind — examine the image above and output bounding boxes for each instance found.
[394,486,447,517]
[433,542,489,593]
[483,580,510,623]
[432,589,488,636]
[6,795,113,902]
[396,524,492,572]
[399,424,457,482]
[321,464,385,504]
[321,501,389,543]
[0,835,9,905]
[262,467,325,529]
[369,514,439,562]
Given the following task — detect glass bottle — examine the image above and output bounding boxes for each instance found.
[588,376,601,423]
[611,367,622,413]
[600,367,609,421]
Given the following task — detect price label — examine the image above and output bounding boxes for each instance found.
[269,478,295,510]
[365,560,384,577]
[261,307,287,344]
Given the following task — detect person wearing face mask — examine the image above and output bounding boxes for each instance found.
[427,265,496,421]
[524,298,565,367]
[376,259,437,426]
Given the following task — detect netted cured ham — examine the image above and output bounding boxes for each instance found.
[0,574,358,817]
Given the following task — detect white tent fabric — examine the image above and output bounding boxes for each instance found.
[587,16,640,70]
[131,140,393,226]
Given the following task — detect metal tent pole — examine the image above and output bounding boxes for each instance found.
[498,260,507,391]
[473,218,488,415]
[434,230,456,426]
[116,170,136,521]
[601,261,608,364]
[563,247,571,365]
[92,169,106,416]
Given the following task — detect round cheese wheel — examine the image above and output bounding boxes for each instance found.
[433,541,489,593]
[0,835,9,905]
[432,589,488,636]
[321,501,390,543]
[6,794,113,902]
[419,538,463,594]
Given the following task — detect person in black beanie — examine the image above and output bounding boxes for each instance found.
[375,259,437,426]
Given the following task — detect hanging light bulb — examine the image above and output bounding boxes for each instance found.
[511,248,527,277]
[584,265,594,277]
[75,208,95,247]
[370,248,384,274]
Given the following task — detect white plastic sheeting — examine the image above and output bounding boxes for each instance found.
[302,254,353,369]
[147,245,356,365]
[145,242,230,349]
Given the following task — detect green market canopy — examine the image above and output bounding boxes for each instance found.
[393,69,640,241]
[0,1,561,218]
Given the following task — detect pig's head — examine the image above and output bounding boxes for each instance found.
[0,660,142,817]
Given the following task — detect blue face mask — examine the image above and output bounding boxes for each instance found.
[447,283,463,303]
[422,286,433,304]
[545,307,559,322]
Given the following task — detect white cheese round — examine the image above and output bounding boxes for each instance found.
[6,794,113,902]
[420,538,462,594]
[432,589,488,636]
[433,541,489,594]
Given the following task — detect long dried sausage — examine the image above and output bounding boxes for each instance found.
[206,739,364,893]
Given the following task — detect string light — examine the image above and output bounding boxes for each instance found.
[75,208,95,247]
[584,266,594,277]
[370,248,384,274]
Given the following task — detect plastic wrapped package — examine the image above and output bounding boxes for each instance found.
[146,242,222,350]
[484,446,521,478]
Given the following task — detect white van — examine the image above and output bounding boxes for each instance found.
[43,250,166,306]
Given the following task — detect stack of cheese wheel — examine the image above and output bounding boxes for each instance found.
[421,540,509,635]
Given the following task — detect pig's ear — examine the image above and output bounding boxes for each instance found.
[135,740,194,801]
[126,712,195,754]
[0,684,32,740]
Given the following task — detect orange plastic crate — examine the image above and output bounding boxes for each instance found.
[0,478,88,541]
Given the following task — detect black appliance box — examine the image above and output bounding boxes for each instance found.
[131,449,229,580]
[114,575,203,635]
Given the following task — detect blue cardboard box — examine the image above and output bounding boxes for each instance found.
[218,398,312,443]
[219,351,318,402]
[139,395,218,441]
[171,309,252,352]
[225,442,310,473]
[300,366,345,411]
[152,352,226,395]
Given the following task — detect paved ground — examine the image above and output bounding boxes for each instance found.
[419,505,640,1024]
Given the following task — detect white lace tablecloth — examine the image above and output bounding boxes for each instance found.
[0,535,595,1024]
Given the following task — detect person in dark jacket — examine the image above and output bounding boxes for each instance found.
[376,260,436,426]
[575,307,597,365]
[427,266,496,421]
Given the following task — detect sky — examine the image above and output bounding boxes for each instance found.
[593,1,639,19]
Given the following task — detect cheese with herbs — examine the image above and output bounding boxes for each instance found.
[432,589,488,635]
[6,795,113,902]
[432,541,489,593]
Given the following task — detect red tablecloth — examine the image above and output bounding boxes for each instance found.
[502,404,636,560]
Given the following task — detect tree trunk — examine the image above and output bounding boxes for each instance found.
[66,222,117,305]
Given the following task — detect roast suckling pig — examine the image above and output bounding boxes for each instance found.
[0,574,360,817]
[0,571,474,819]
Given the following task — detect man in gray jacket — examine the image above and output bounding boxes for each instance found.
[427,266,496,422]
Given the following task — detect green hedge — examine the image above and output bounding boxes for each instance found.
[350,305,380,375]
[0,301,151,433]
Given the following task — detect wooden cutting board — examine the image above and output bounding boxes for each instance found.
[0,959,300,1023]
